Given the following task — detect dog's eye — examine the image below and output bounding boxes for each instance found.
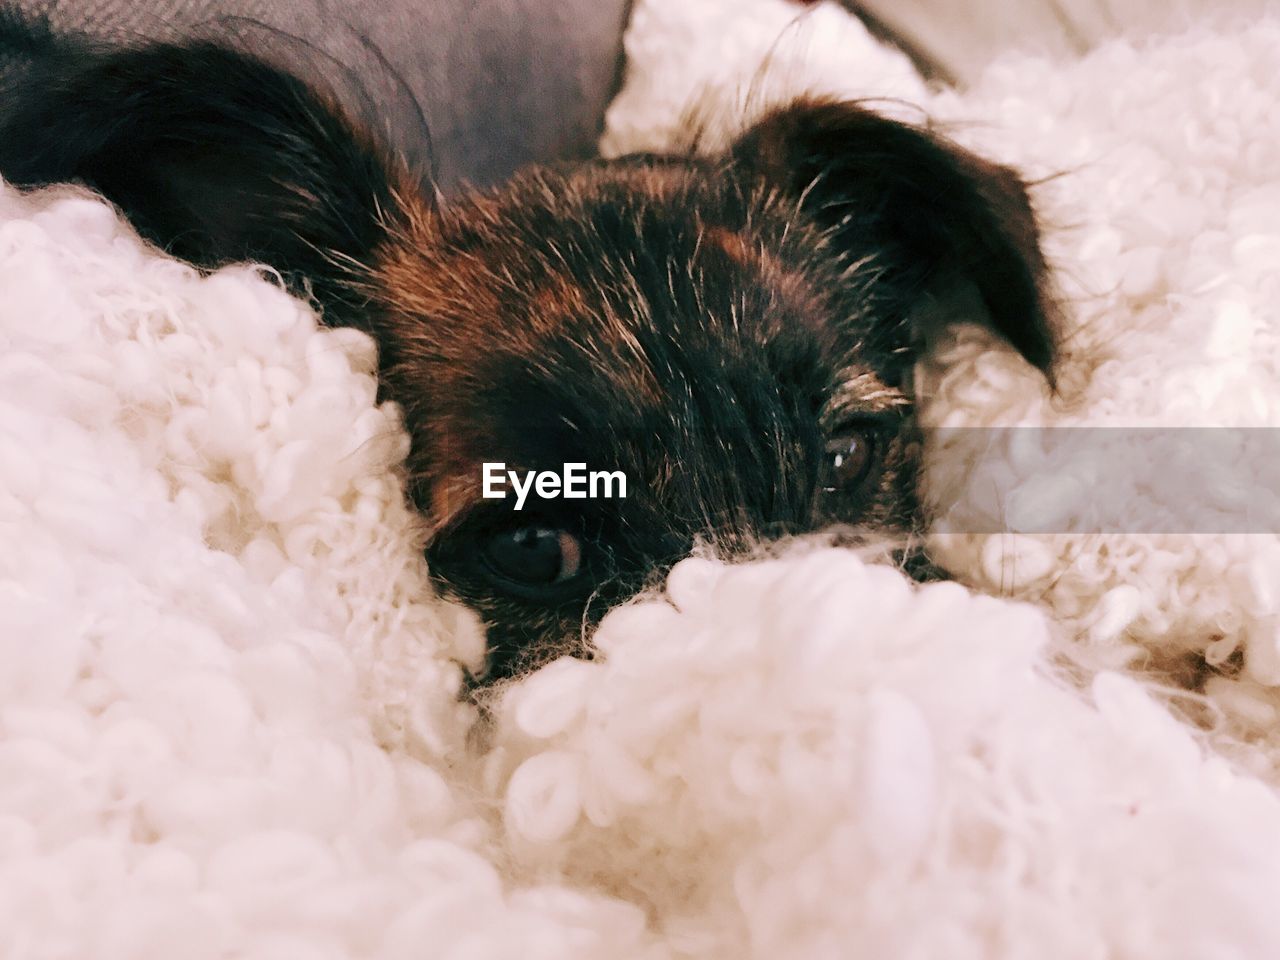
[482,525,583,587]
[822,428,880,494]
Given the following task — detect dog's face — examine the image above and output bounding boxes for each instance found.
[0,40,1056,678]
[383,162,924,674]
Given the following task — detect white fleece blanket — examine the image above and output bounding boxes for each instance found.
[4,3,1280,958]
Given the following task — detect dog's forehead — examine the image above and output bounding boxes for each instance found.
[457,175,838,438]
[394,161,906,534]
[452,166,844,361]
[453,162,797,282]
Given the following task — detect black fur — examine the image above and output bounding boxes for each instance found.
[0,33,403,329]
[734,99,1058,382]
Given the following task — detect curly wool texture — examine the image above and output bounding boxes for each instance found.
[0,186,658,959]
[495,550,1280,959]
[605,0,1280,732]
[5,6,1280,957]
[918,21,1280,730]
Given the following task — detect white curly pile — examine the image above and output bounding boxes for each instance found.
[607,0,1280,729]
[4,2,1280,956]
[917,18,1280,730]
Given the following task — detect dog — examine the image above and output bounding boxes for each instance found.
[0,30,1057,679]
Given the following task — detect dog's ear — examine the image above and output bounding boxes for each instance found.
[730,98,1058,382]
[0,37,410,328]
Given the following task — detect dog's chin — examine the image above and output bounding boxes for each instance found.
[685,524,944,586]
[452,592,600,688]
[454,522,942,691]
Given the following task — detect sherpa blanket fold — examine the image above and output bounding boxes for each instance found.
[3,2,1280,958]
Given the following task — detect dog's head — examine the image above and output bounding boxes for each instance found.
[0,40,1057,677]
